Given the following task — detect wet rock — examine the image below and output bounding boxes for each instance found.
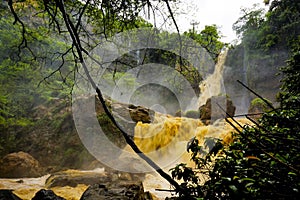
[32,189,65,200]
[0,151,42,178]
[128,104,155,123]
[0,190,22,200]
[80,181,149,200]
[45,169,110,188]
[184,110,200,119]
[199,95,236,123]
[112,103,155,124]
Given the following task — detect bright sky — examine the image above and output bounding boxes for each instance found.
[146,0,268,43]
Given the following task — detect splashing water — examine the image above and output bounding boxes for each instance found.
[133,50,252,199]
[133,50,231,167]
[0,169,104,200]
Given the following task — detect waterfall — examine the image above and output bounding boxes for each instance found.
[198,51,227,106]
[238,49,250,114]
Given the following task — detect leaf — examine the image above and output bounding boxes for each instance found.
[229,185,238,192]
[245,182,254,187]
[288,172,297,176]
[241,177,255,182]
[246,156,261,161]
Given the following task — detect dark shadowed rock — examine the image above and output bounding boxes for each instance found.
[0,190,22,200]
[80,181,148,200]
[199,95,236,123]
[0,151,42,178]
[31,189,65,200]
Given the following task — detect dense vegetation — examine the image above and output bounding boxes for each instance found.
[170,0,300,199]
[1,0,299,199]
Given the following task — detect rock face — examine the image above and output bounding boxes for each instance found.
[199,96,236,123]
[80,181,147,200]
[0,151,42,178]
[32,189,65,200]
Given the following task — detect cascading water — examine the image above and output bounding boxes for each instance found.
[198,51,227,106]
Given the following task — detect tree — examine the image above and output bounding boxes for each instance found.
[6,0,195,197]
[184,24,228,63]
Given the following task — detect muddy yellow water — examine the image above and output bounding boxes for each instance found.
[134,113,252,167]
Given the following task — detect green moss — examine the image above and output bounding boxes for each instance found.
[97,113,126,148]
[249,97,273,113]
[184,110,200,119]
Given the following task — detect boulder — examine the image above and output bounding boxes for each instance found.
[45,169,110,188]
[32,189,65,200]
[128,104,154,123]
[0,151,42,178]
[45,168,144,188]
[80,181,148,200]
[199,95,236,123]
[248,97,273,120]
[0,190,22,200]
[248,97,273,114]
[111,103,154,124]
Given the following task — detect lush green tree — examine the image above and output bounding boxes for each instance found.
[260,0,300,50]
[184,25,229,63]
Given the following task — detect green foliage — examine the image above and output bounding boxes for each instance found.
[171,103,300,199]
[170,1,300,199]
[184,25,229,63]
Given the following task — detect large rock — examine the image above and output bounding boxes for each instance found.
[0,151,42,178]
[45,169,111,188]
[32,189,65,200]
[45,168,144,188]
[0,190,22,200]
[199,96,236,123]
[112,103,155,124]
[80,181,148,200]
[248,97,273,120]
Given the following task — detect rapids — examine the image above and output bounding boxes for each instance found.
[135,116,252,199]
[0,51,253,199]
[0,168,105,200]
[0,174,88,200]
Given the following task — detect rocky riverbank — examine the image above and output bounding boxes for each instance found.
[0,167,158,200]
